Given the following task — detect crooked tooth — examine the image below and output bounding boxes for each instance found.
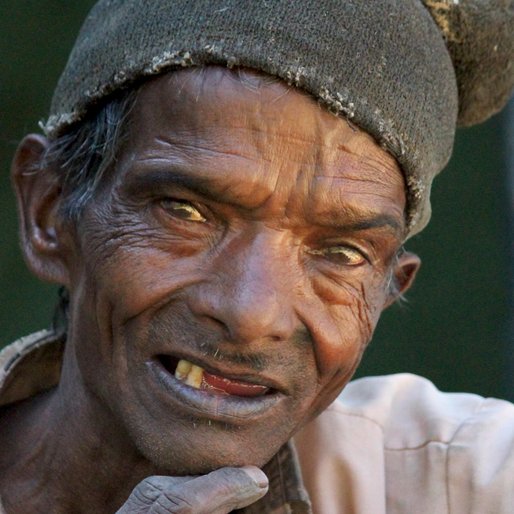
[175,359,193,381]
[174,359,205,389]
[185,364,204,389]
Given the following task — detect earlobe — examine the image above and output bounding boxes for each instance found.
[383,250,421,308]
[11,134,71,286]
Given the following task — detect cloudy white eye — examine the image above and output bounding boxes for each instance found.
[308,245,367,266]
[159,199,206,223]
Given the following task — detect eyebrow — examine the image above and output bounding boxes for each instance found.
[307,206,406,240]
[127,166,406,237]
[127,167,243,205]
[336,214,404,234]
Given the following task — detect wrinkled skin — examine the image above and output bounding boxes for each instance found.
[0,68,419,513]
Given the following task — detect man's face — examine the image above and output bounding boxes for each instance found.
[53,68,409,473]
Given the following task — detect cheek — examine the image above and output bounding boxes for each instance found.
[297,277,388,422]
[307,273,389,378]
[74,214,207,322]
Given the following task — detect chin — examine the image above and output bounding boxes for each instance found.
[127,417,288,475]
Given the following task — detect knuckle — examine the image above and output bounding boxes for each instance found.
[139,477,165,501]
[125,476,166,508]
[153,493,195,514]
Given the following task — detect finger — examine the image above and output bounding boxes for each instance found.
[115,475,197,513]
[152,466,268,514]
[189,466,268,513]
[116,467,268,514]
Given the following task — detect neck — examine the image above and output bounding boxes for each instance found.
[0,358,157,514]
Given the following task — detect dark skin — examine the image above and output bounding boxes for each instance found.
[0,67,420,513]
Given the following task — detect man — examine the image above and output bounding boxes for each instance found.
[0,1,513,513]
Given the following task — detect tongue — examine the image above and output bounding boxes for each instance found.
[202,370,269,397]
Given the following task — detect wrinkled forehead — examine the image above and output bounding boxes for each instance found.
[121,67,406,233]
[130,67,404,182]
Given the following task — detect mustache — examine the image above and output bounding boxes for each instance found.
[148,309,314,372]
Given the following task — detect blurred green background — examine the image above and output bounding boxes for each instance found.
[1,2,513,400]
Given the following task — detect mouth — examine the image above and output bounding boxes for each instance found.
[146,353,283,422]
[157,355,273,397]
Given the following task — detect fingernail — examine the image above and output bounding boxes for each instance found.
[241,466,269,489]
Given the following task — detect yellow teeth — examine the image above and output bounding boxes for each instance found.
[185,364,204,389]
[175,359,204,389]
[175,359,192,381]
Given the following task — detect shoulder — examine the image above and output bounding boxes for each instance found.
[294,374,514,514]
[330,373,514,448]
[0,329,64,408]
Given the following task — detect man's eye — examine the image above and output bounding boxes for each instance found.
[308,246,367,266]
[159,199,206,222]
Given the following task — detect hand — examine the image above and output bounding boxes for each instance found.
[116,466,269,513]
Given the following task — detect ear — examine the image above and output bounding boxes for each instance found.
[11,134,71,286]
[383,250,421,308]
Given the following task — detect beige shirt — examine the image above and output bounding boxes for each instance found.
[1,330,514,513]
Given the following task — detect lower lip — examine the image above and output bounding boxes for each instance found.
[146,359,283,423]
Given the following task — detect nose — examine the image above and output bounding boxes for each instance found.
[189,230,298,344]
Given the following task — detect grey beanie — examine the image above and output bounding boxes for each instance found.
[43,0,514,237]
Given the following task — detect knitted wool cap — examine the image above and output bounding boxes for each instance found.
[44,0,514,237]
